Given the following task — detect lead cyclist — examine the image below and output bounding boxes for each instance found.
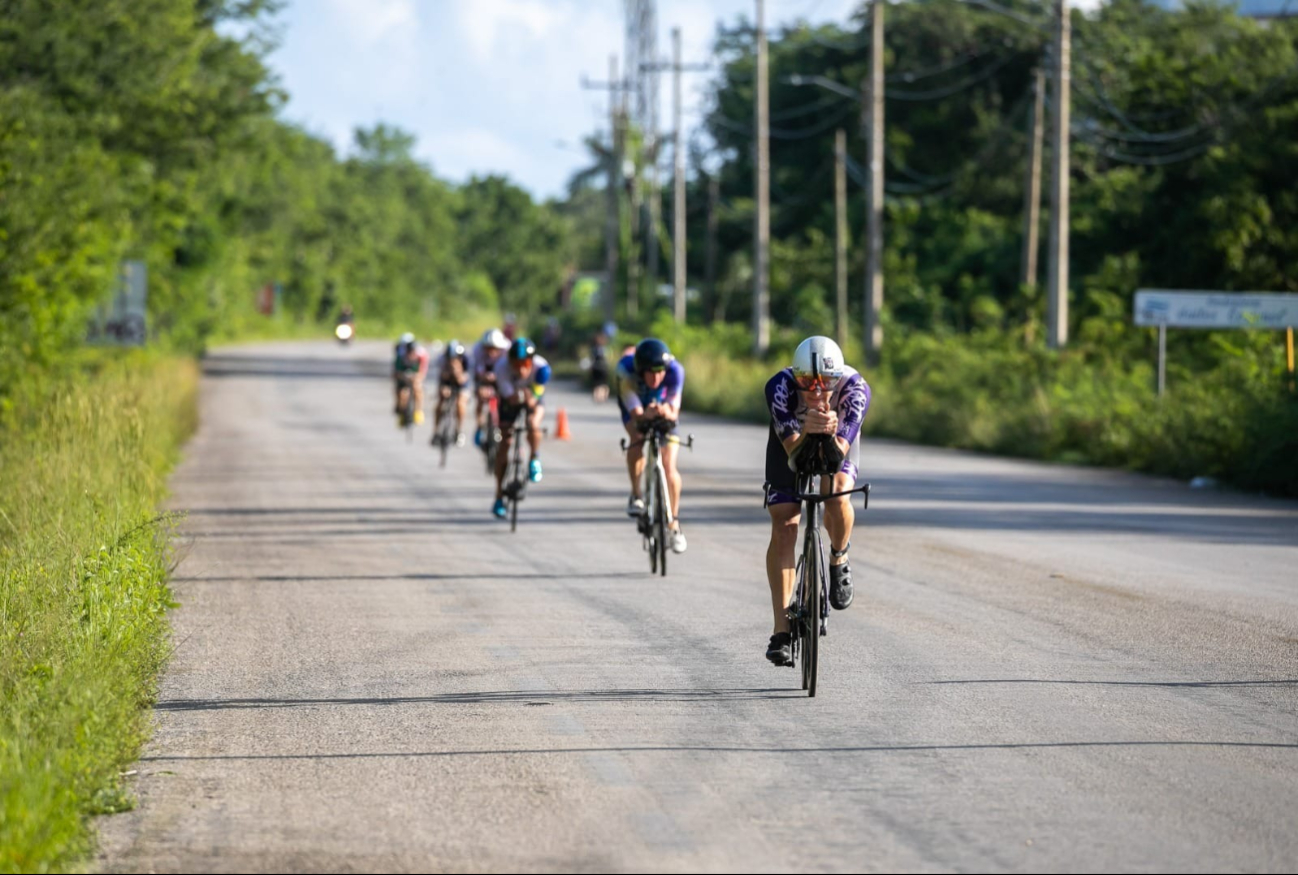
[762,336,871,667]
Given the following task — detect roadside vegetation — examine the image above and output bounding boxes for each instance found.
[0,354,197,872]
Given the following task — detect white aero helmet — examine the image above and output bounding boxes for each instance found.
[791,336,845,391]
[482,328,509,350]
[399,332,416,345]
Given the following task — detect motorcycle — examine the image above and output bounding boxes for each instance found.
[334,322,354,345]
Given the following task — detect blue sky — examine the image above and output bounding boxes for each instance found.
[264,0,864,200]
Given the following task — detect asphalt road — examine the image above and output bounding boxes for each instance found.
[99,340,1298,873]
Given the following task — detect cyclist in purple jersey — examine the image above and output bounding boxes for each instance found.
[616,338,687,554]
[762,336,871,667]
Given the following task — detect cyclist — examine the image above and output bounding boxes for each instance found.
[588,330,611,403]
[471,328,511,447]
[433,339,470,447]
[392,332,429,425]
[616,338,687,554]
[491,337,551,519]
[762,336,871,667]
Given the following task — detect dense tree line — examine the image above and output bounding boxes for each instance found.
[0,0,574,386]
[562,0,1296,360]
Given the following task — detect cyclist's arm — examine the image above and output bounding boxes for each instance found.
[766,371,805,455]
[658,362,684,421]
[526,360,551,408]
[833,374,871,452]
[615,361,644,417]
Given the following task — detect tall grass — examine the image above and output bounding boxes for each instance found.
[0,352,198,872]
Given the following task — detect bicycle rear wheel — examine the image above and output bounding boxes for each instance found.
[645,470,658,574]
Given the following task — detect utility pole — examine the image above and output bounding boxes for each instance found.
[671,27,687,322]
[641,35,708,324]
[705,174,719,324]
[1047,0,1071,348]
[834,127,848,350]
[1021,65,1045,294]
[863,0,884,366]
[753,0,771,356]
[582,55,627,325]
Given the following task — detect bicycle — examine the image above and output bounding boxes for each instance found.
[763,470,870,697]
[621,420,694,576]
[500,405,531,533]
[396,376,417,443]
[430,402,457,468]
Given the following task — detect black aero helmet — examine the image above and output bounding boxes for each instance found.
[634,338,672,373]
[447,339,465,357]
[508,337,536,361]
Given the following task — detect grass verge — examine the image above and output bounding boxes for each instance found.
[0,351,198,873]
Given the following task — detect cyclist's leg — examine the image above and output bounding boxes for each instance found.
[413,375,425,413]
[455,386,468,434]
[494,413,514,499]
[662,439,682,524]
[821,436,860,557]
[526,403,544,458]
[394,378,406,414]
[766,502,800,634]
[434,384,449,425]
[623,420,644,499]
[764,424,801,634]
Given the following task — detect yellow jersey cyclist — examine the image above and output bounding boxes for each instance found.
[433,339,471,447]
[763,336,872,667]
[392,332,429,425]
[491,338,551,519]
[617,338,687,554]
[471,328,510,447]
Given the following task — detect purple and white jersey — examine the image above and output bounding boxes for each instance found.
[765,366,871,444]
[470,342,504,382]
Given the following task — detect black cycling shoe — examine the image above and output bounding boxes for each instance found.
[829,557,853,610]
[766,632,793,667]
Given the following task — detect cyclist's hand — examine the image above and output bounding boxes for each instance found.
[804,405,836,436]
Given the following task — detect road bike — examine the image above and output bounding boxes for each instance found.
[763,470,870,697]
[430,401,458,468]
[500,405,532,533]
[396,376,417,443]
[622,421,694,576]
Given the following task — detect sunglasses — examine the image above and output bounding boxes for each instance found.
[794,373,841,392]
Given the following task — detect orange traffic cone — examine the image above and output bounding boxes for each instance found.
[555,407,572,440]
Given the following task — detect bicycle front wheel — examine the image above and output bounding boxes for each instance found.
[655,464,669,577]
[802,525,822,697]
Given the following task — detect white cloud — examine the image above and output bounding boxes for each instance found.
[325,0,419,47]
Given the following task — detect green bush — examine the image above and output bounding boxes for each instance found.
[664,320,1298,497]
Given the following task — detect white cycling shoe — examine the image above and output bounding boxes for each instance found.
[669,525,687,554]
